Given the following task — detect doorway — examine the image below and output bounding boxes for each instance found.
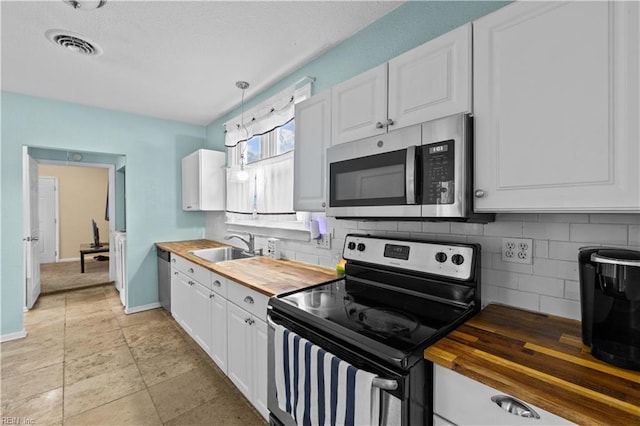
[23,147,125,309]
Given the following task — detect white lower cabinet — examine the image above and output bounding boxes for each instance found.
[433,365,574,425]
[226,281,269,420]
[170,254,267,420]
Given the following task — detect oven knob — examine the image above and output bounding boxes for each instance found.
[357,243,366,252]
[452,254,465,265]
[347,242,356,250]
[435,252,447,263]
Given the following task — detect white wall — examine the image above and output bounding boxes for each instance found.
[207,212,640,321]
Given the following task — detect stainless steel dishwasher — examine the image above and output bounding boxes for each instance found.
[157,247,171,311]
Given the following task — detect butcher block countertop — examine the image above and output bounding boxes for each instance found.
[155,239,340,296]
[424,304,640,425]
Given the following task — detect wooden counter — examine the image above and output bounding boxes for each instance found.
[424,304,640,425]
[155,239,341,296]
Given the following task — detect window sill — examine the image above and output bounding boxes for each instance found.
[225,219,311,242]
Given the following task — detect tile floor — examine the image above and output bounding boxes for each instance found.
[0,285,266,425]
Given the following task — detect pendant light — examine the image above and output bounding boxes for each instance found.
[235,81,250,182]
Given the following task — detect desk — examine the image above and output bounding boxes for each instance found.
[79,243,109,273]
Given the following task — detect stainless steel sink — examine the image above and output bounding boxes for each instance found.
[188,247,255,263]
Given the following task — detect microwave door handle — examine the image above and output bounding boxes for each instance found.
[406,146,417,204]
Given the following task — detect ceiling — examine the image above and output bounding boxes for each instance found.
[1,1,402,126]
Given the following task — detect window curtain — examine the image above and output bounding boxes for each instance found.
[224,78,312,215]
[226,151,294,214]
[224,80,312,147]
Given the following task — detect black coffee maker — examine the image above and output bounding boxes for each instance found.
[579,247,640,370]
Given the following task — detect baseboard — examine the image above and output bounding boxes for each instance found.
[1,330,27,342]
[125,302,162,315]
[59,257,81,262]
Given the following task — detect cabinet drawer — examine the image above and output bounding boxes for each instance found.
[210,271,227,298]
[434,365,573,425]
[227,280,269,321]
[171,255,212,288]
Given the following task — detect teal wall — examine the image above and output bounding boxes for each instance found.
[1,91,208,336]
[206,1,510,149]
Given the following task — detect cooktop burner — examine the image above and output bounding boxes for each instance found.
[347,307,419,336]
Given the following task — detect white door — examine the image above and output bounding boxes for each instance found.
[190,282,212,354]
[331,64,388,145]
[252,317,269,419]
[171,270,192,334]
[38,176,58,264]
[211,292,228,373]
[23,151,41,309]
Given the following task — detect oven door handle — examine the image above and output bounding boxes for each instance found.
[406,145,416,205]
[268,314,398,391]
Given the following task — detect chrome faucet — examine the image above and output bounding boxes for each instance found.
[224,232,259,255]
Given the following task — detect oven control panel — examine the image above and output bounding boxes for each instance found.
[342,235,475,280]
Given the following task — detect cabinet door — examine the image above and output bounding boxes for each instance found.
[199,150,226,211]
[226,301,252,400]
[388,23,471,129]
[474,1,640,212]
[331,64,388,145]
[181,152,199,210]
[190,282,212,355]
[294,91,331,211]
[252,317,269,420]
[210,292,228,374]
[171,270,192,334]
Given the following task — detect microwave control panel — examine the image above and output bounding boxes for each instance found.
[423,139,455,205]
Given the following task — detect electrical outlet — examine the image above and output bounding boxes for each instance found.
[315,233,331,250]
[501,238,533,264]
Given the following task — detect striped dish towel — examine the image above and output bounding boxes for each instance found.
[274,323,380,426]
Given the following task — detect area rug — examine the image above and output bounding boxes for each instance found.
[41,259,112,294]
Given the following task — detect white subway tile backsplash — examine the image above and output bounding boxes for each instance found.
[589,214,640,224]
[569,223,628,245]
[205,212,638,321]
[497,288,539,312]
[539,213,589,223]
[564,280,580,301]
[524,222,570,241]
[548,241,591,261]
[450,222,484,235]
[423,222,450,234]
[495,213,539,222]
[540,296,581,321]
[517,274,564,298]
[484,221,523,237]
[534,240,549,258]
[533,258,579,281]
[398,221,422,232]
[481,268,518,289]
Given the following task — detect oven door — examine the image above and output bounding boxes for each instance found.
[326,125,421,218]
[267,311,412,426]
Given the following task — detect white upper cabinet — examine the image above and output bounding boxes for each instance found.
[331,64,388,145]
[181,149,226,211]
[293,91,331,211]
[388,23,471,130]
[331,23,472,146]
[474,1,640,212]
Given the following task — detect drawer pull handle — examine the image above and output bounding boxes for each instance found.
[491,395,540,419]
[244,296,254,305]
[174,272,178,276]
[213,280,221,287]
[188,268,194,273]
[245,318,254,325]
[171,258,176,263]
[188,281,194,286]
[209,293,215,299]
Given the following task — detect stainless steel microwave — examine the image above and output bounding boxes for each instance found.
[326,114,493,222]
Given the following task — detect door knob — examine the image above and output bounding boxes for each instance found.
[375,122,384,129]
[474,189,485,198]
[386,118,394,126]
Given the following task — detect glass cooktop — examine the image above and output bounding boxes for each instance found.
[272,277,470,355]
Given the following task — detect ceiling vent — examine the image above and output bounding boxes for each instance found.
[45,30,103,56]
